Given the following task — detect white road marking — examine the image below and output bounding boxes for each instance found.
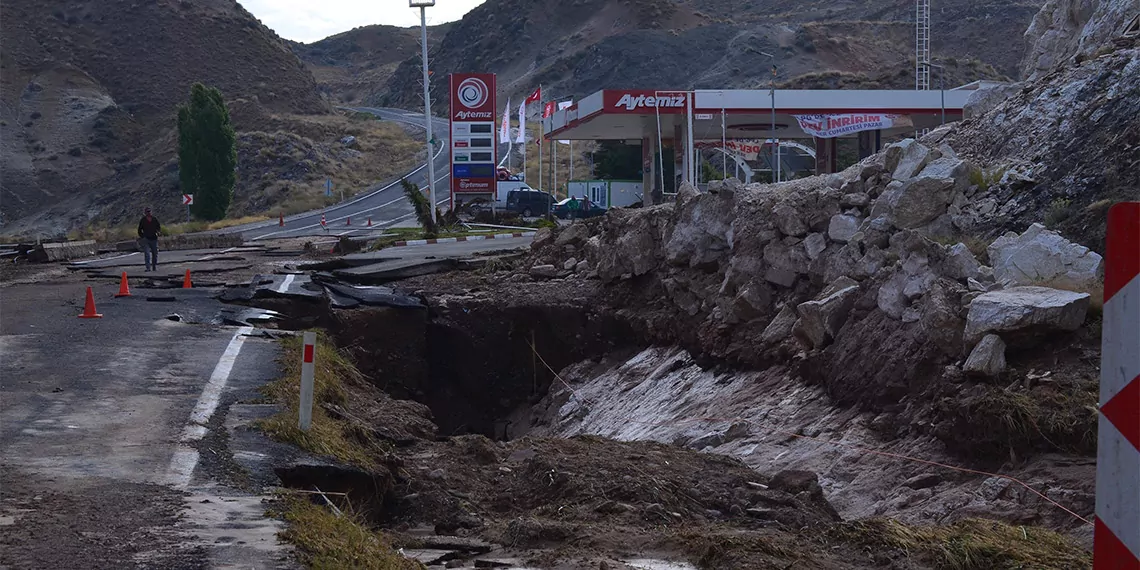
[166,326,253,489]
[71,252,139,265]
[275,274,295,294]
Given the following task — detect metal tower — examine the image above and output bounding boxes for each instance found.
[916,0,931,90]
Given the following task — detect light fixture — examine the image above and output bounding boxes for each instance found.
[409,0,435,6]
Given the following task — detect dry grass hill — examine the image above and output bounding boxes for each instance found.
[0,0,420,238]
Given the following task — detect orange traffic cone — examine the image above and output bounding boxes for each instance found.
[346,217,351,226]
[279,212,285,227]
[114,272,131,297]
[367,217,372,227]
[78,286,103,318]
[182,269,193,289]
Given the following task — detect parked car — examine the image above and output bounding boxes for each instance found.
[552,198,607,220]
[505,189,555,217]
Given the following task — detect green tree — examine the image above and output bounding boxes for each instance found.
[178,83,237,221]
[400,178,437,238]
[590,141,642,180]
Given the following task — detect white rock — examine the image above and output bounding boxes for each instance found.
[828,214,862,243]
[804,233,827,260]
[964,334,1007,377]
[918,157,972,194]
[963,286,1090,344]
[563,257,578,271]
[530,264,558,278]
[761,305,798,344]
[890,140,936,181]
[987,223,1103,290]
[879,176,956,229]
[945,243,983,281]
[774,203,808,237]
[794,281,861,348]
[575,260,590,273]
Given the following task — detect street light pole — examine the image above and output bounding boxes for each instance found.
[760,52,778,183]
[412,0,437,223]
[922,61,946,126]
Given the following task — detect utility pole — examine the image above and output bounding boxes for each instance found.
[412,0,437,223]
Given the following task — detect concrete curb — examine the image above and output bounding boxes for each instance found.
[392,232,536,247]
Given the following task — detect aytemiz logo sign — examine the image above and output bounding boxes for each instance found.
[450,73,497,200]
[450,73,496,121]
[604,90,689,114]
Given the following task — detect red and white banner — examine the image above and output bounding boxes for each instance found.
[1095,202,1140,569]
[794,113,909,138]
[542,101,555,118]
[524,86,541,105]
[516,100,527,144]
[693,139,770,160]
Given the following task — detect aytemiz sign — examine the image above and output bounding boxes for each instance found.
[450,73,497,198]
[604,90,690,114]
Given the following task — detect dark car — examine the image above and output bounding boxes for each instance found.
[505,189,555,217]
[552,198,607,220]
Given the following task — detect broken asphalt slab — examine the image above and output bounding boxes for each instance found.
[332,257,458,284]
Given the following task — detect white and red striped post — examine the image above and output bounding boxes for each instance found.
[1095,202,1140,569]
[299,331,316,432]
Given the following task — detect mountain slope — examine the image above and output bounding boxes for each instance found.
[0,0,419,236]
[372,0,1044,111]
[292,23,452,104]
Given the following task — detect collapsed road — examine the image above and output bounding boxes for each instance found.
[0,131,1117,568]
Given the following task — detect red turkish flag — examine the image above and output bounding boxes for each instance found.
[542,101,555,118]
[525,87,541,105]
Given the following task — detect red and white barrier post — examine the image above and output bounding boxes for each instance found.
[1095,202,1140,569]
[299,332,316,432]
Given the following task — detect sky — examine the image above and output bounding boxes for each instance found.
[240,0,488,43]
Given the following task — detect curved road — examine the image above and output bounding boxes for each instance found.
[237,108,450,241]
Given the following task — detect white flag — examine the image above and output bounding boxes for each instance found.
[557,101,573,144]
[516,100,527,144]
[499,98,511,144]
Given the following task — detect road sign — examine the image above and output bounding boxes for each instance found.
[181,194,194,205]
[325,179,332,197]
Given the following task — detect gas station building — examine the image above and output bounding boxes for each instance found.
[542,86,980,204]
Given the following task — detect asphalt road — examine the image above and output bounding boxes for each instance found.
[0,275,293,568]
[237,108,451,241]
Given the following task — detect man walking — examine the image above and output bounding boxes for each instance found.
[137,207,161,272]
[567,196,580,220]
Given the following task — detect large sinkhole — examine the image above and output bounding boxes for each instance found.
[334,299,636,438]
[242,283,638,438]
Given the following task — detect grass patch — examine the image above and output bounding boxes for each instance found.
[278,494,420,570]
[165,215,272,235]
[368,227,501,250]
[945,381,1099,457]
[968,166,1005,193]
[836,518,1091,570]
[257,332,386,470]
[1043,198,1074,228]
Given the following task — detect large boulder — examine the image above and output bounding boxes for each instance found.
[963,334,1007,377]
[761,304,798,344]
[877,176,956,229]
[794,278,860,348]
[963,286,1090,345]
[917,157,972,194]
[886,139,936,181]
[945,243,983,281]
[555,222,592,247]
[987,223,1103,289]
[828,214,862,243]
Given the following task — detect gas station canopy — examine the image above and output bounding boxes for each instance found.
[543,87,975,142]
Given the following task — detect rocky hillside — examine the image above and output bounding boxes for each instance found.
[291,23,451,105]
[0,0,418,237]
[372,0,1044,111]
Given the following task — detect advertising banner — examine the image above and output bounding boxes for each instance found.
[793,113,910,138]
[450,73,497,196]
